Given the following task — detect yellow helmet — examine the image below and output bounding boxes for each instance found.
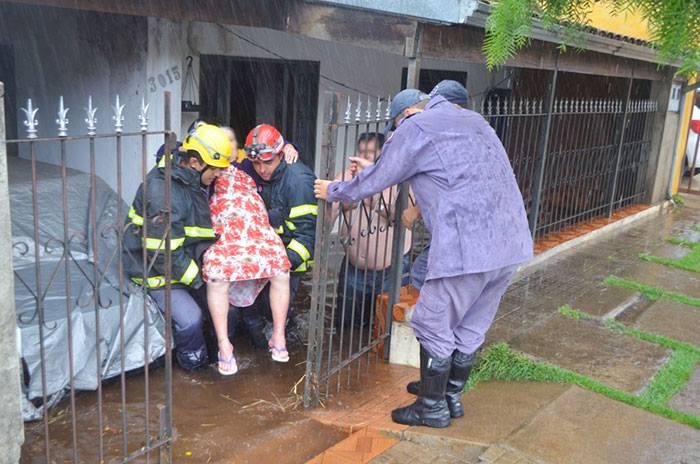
[181,123,232,168]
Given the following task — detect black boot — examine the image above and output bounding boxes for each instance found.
[406,350,475,418]
[391,346,451,428]
[444,351,475,418]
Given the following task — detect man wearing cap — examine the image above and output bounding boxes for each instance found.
[314,86,533,428]
[403,81,472,291]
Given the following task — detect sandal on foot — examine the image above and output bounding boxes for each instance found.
[269,345,289,363]
[217,351,238,376]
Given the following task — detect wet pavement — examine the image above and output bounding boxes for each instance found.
[362,196,700,464]
[21,336,346,464]
[21,196,700,463]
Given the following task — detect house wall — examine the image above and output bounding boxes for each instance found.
[182,21,508,173]
[0,3,150,201]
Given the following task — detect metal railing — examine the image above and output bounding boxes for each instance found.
[6,90,176,463]
[303,91,657,407]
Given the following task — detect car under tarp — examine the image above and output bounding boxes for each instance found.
[9,156,167,421]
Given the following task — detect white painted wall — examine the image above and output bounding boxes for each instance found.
[0,4,508,198]
[0,3,150,201]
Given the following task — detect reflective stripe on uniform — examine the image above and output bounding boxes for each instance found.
[184,226,216,238]
[143,237,185,251]
[289,204,318,218]
[285,220,297,231]
[276,225,284,235]
[128,206,144,226]
[131,276,167,288]
[287,239,311,262]
[179,259,199,286]
[131,259,199,288]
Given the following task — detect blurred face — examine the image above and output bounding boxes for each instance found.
[187,157,224,186]
[357,139,380,162]
[223,127,238,153]
[251,153,283,181]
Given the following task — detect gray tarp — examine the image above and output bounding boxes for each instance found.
[9,157,166,420]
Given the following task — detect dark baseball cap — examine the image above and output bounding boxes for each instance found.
[384,88,429,135]
[429,80,469,107]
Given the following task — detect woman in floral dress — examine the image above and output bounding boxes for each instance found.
[204,159,291,375]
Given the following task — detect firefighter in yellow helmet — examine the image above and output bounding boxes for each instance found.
[123,123,231,370]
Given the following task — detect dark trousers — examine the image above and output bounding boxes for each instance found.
[336,255,410,328]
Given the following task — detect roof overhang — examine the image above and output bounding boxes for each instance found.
[304,0,479,25]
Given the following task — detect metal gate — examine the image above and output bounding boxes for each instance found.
[303,90,657,407]
[4,87,177,462]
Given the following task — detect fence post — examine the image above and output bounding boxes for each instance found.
[528,62,559,238]
[0,82,24,462]
[383,22,423,360]
[304,92,339,408]
[608,77,634,217]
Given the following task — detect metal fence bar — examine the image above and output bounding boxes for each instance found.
[528,66,558,237]
[304,92,339,408]
[115,124,129,460]
[608,78,634,218]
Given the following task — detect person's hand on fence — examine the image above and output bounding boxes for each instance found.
[314,179,332,200]
[402,205,421,229]
[282,144,299,164]
[349,157,373,176]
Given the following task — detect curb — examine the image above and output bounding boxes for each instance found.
[515,201,673,281]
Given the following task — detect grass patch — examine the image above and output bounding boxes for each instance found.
[469,343,700,430]
[639,236,700,273]
[604,276,700,309]
[672,194,685,207]
[557,306,700,405]
[693,225,700,233]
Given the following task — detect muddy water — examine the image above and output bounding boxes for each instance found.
[21,339,346,464]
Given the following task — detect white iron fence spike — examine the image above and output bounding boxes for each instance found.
[85,96,98,136]
[21,98,39,139]
[56,95,69,137]
[138,97,150,132]
[112,95,125,133]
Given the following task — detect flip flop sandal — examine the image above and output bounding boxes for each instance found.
[217,351,238,376]
[269,345,290,363]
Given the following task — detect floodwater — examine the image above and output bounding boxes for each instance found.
[21,325,346,464]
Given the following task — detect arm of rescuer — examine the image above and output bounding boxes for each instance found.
[129,178,204,289]
[286,169,318,272]
[323,122,428,205]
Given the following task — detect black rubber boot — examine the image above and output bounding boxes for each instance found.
[406,350,475,418]
[444,351,475,418]
[391,346,451,428]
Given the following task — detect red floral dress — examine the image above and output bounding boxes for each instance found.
[203,166,290,306]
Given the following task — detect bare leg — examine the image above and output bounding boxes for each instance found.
[206,280,235,369]
[268,272,290,351]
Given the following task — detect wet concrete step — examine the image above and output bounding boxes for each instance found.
[505,386,700,464]
[669,367,700,417]
[617,299,700,347]
[508,314,670,393]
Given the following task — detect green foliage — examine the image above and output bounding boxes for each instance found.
[604,275,700,307]
[639,237,700,273]
[470,343,700,429]
[672,194,686,207]
[557,305,700,405]
[484,0,700,77]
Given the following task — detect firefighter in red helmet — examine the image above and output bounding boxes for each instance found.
[240,124,317,340]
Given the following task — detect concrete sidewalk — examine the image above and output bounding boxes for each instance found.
[306,196,700,464]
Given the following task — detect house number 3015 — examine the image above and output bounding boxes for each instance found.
[148,66,181,92]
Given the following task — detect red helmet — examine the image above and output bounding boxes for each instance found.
[244,124,285,161]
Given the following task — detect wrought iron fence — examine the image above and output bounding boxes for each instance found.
[303,91,657,407]
[478,95,656,238]
[5,89,177,462]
